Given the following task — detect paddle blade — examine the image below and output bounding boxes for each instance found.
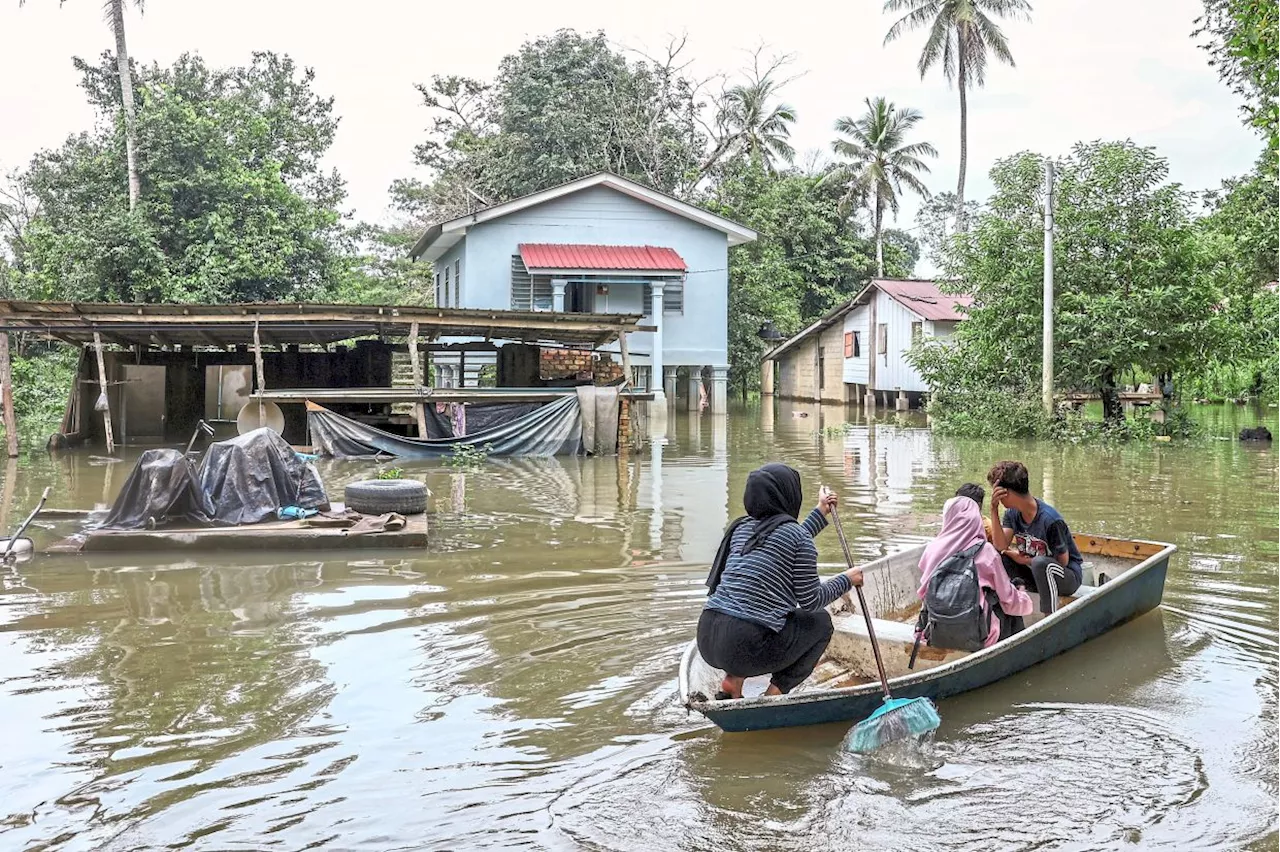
[841,697,941,754]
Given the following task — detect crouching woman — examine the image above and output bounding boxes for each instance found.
[698,463,862,700]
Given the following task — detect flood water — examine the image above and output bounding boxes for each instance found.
[0,403,1276,851]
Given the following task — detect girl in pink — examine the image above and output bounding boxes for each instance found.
[918,496,1034,647]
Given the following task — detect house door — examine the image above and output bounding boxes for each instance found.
[118,365,167,444]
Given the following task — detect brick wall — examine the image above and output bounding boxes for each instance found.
[540,347,595,381]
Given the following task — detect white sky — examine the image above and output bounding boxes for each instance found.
[0,0,1262,266]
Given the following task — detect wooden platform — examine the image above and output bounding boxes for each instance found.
[45,513,429,555]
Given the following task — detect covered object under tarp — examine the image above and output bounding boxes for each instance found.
[97,428,328,530]
[307,387,620,458]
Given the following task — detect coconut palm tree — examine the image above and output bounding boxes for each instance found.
[22,0,143,210]
[704,55,798,174]
[883,0,1031,220]
[823,97,937,277]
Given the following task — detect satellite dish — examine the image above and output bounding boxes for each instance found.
[236,401,286,436]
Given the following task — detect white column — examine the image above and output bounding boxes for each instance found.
[649,282,665,403]
[710,366,729,414]
[663,366,678,400]
[687,368,703,412]
[551,279,567,312]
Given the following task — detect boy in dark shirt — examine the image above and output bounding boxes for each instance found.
[986,461,1083,614]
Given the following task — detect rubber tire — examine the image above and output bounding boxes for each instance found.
[344,479,428,515]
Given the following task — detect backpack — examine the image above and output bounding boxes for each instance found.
[915,543,997,653]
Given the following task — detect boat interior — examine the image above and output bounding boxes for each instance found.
[688,534,1166,701]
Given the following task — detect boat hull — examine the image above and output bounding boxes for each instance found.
[683,542,1172,733]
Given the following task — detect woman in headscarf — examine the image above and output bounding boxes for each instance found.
[917,496,1034,647]
[699,463,863,700]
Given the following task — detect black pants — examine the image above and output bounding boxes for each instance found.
[1002,554,1082,615]
[696,607,834,694]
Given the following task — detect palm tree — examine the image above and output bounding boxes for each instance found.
[824,97,937,276]
[883,0,1031,220]
[22,0,143,210]
[704,59,798,173]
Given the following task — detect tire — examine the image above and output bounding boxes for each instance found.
[344,479,428,515]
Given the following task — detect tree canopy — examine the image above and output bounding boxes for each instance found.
[13,51,349,304]
[914,140,1235,428]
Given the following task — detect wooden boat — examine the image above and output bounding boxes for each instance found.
[679,533,1175,733]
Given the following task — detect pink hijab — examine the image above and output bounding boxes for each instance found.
[919,496,987,580]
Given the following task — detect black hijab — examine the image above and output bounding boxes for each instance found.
[706,463,804,593]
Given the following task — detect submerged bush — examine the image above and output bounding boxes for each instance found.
[1,347,77,453]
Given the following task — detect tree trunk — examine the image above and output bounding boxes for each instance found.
[955,29,969,230]
[874,193,884,277]
[1100,366,1122,423]
[110,0,141,211]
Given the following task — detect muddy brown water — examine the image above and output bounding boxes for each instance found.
[0,403,1275,851]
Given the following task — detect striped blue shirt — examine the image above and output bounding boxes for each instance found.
[705,508,853,632]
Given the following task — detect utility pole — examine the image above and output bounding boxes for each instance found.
[1042,159,1055,416]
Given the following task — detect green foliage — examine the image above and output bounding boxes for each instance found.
[706,162,910,397]
[705,56,797,173]
[446,443,492,469]
[915,141,1223,428]
[12,51,348,303]
[394,30,706,223]
[375,467,404,480]
[0,347,77,453]
[1196,0,1279,152]
[331,223,435,306]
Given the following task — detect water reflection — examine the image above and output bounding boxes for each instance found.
[0,403,1274,850]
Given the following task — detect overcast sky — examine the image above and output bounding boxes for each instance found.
[0,0,1262,260]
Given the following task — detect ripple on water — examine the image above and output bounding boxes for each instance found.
[548,703,1210,852]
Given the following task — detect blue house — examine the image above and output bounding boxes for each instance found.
[408,173,757,412]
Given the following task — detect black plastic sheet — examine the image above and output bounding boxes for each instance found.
[308,395,584,458]
[98,429,329,530]
[422,401,543,438]
[199,428,329,525]
[98,449,215,530]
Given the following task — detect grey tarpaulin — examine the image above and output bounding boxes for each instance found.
[97,430,328,530]
[575,386,620,456]
[99,449,215,530]
[199,428,329,525]
[423,401,542,438]
[307,394,594,458]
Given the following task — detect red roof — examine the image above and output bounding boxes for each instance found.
[518,243,686,272]
[875,279,973,321]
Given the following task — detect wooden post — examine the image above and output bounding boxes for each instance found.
[408,321,428,438]
[253,319,266,428]
[93,332,115,454]
[0,332,17,458]
[618,331,633,388]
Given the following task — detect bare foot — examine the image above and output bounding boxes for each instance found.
[764,683,783,697]
[717,675,745,699]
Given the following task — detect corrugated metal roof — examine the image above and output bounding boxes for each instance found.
[519,243,687,272]
[875,279,973,321]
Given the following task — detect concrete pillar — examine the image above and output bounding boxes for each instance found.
[864,388,876,410]
[551,279,566,312]
[663,366,678,401]
[761,359,775,395]
[688,368,703,412]
[896,389,909,411]
[650,282,665,403]
[711,366,728,414]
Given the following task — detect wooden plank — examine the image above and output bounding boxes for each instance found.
[253,320,266,428]
[408,321,428,438]
[1074,533,1166,560]
[0,332,17,458]
[93,332,115,454]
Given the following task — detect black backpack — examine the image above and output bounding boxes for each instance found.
[914,543,997,656]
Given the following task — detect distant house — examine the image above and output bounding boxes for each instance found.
[408,172,757,411]
[761,279,972,407]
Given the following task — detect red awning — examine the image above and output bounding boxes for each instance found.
[519,243,686,272]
